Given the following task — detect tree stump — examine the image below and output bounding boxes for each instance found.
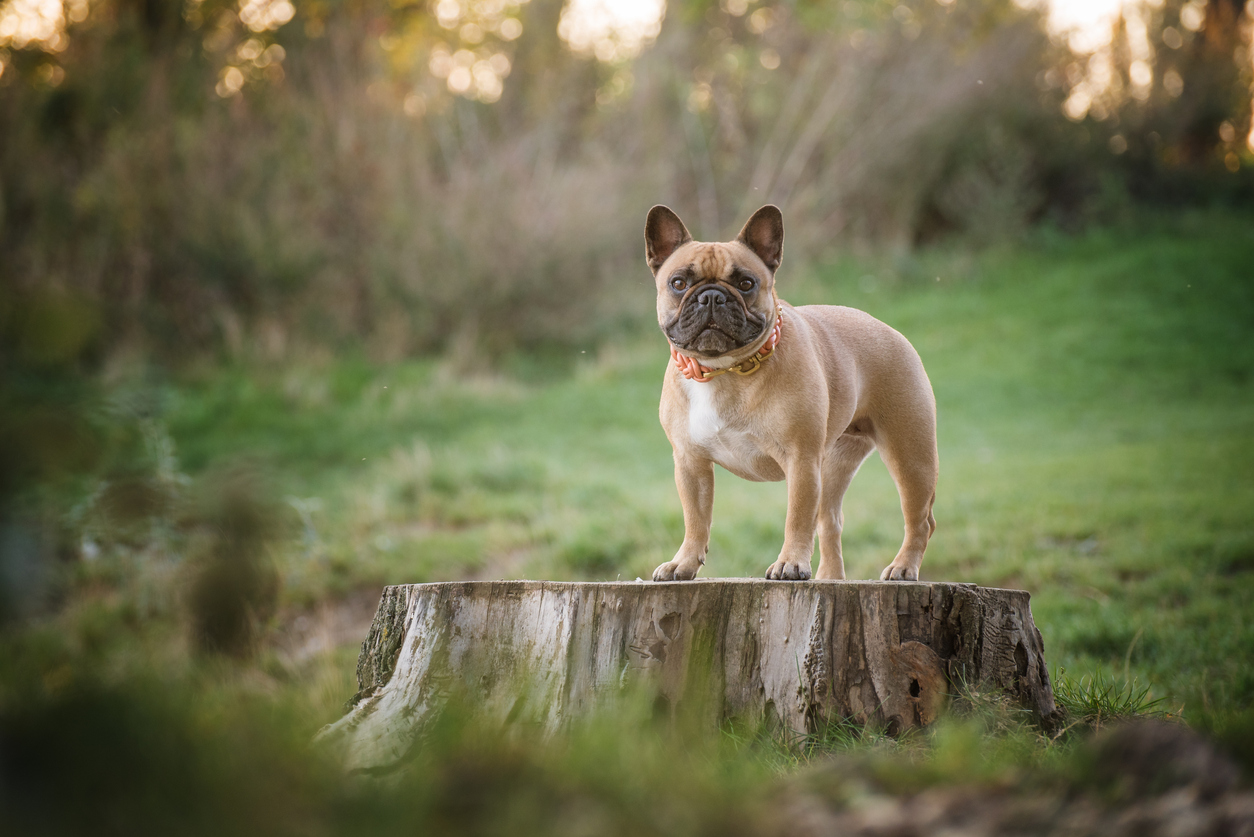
[319,580,1060,773]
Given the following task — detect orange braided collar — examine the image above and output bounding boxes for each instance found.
[670,303,784,384]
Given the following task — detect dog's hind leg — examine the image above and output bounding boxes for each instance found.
[815,433,876,580]
[875,425,939,581]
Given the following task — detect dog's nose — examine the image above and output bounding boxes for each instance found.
[696,287,727,307]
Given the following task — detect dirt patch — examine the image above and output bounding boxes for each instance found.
[269,588,382,666]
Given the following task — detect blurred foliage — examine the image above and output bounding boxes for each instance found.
[0,281,286,655]
[183,465,284,655]
[0,650,1249,836]
[2,0,1251,362]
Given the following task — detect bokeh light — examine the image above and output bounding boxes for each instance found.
[0,0,64,49]
[238,0,295,33]
[557,0,666,63]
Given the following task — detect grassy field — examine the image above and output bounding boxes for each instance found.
[6,214,1251,835]
[160,212,1254,726]
[4,215,1248,837]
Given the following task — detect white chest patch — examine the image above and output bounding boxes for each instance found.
[680,378,780,482]
[684,379,723,446]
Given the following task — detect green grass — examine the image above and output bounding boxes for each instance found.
[1052,668,1174,732]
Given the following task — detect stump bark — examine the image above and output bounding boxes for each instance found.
[320,580,1059,773]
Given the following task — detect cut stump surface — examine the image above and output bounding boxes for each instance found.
[320,580,1059,773]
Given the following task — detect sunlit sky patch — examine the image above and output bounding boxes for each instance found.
[1043,0,1127,53]
[0,0,68,50]
[557,0,665,62]
[563,0,1136,59]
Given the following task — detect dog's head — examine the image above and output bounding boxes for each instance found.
[645,205,783,359]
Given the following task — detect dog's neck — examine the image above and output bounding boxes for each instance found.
[671,299,784,382]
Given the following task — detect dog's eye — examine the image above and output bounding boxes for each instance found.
[738,278,756,292]
[670,277,687,291]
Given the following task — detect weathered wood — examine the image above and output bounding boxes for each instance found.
[319,580,1059,772]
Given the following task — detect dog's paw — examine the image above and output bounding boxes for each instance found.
[879,562,919,581]
[764,559,812,581]
[652,559,701,582]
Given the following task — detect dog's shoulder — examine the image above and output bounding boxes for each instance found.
[787,304,924,382]
[790,303,881,327]
[790,304,910,346]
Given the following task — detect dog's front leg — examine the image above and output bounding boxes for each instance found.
[765,458,819,580]
[652,453,714,581]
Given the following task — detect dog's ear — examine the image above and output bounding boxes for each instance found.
[645,206,693,274]
[736,205,784,272]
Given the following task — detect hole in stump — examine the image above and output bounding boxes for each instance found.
[652,694,671,721]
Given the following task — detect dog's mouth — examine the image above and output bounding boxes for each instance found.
[689,324,740,354]
[663,284,767,357]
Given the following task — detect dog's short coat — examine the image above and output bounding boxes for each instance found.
[647,205,938,582]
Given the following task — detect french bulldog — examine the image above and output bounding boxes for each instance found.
[646,204,938,582]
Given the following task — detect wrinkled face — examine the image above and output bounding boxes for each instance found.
[645,205,784,359]
[657,242,772,356]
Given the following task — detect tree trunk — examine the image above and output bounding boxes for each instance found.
[319,580,1060,773]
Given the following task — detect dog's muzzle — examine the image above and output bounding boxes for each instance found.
[664,283,766,357]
